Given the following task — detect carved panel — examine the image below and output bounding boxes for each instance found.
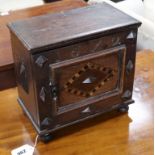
[49,45,126,115]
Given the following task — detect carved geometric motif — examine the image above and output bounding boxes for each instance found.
[40,87,46,102]
[64,62,115,97]
[126,60,134,74]
[41,117,52,127]
[19,62,29,93]
[82,107,91,113]
[35,55,48,67]
[126,31,136,39]
[122,90,132,99]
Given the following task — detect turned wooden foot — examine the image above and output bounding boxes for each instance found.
[39,133,53,143]
[118,105,129,113]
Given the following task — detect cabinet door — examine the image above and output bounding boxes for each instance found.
[49,45,126,116]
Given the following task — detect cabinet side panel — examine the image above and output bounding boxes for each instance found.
[10,32,39,126]
[123,28,138,97]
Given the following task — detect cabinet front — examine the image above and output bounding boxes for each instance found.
[32,42,127,128]
[49,45,126,116]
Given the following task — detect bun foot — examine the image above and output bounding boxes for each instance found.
[118,105,129,113]
[40,133,53,143]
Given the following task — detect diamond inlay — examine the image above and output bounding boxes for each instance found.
[40,87,46,102]
[19,63,26,74]
[41,117,52,127]
[82,76,96,84]
[122,90,132,99]
[82,107,91,113]
[127,31,136,39]
[64,62,115,97]
[35,55,48,67]
[126,60,134,74]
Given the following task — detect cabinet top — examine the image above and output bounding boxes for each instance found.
[8,2,141,53]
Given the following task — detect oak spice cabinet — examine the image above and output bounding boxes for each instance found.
[8,3,141,141]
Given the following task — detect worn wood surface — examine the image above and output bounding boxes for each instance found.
[8,3,141,53]
[0,51,153,155]
[9,1,140,134]
[0,0,87,90]
[0,0,86,69]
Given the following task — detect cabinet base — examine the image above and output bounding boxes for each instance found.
[18,97,134,142]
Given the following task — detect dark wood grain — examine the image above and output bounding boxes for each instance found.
[0,0,87,90]
[50,46,125,108]
[8,2,141,138]
[8,3,141,53]
[0,51,153,155]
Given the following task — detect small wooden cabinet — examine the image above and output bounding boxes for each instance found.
[8,3,141,141]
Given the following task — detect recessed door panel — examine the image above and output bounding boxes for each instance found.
[49,45,126,115]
